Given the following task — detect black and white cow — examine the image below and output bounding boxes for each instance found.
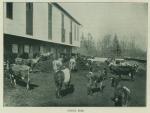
[109,63,139,80]
[54,67,72,98]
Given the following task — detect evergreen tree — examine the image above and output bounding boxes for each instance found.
[112,34,121,57]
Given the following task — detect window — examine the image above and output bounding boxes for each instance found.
[12,44,18,53]
[6,2,13,19]
[69,20,72,44]
[26,3,33,35]
[40,46,44,54]
[74,24,76,41]
[48,4,52,40]
[77,26,79,41]
[61,14,65,42]
[24,45,30,53]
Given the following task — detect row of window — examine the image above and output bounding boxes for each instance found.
[6,3,79,44]
[12,44,49,54]
[11,44,49,59]
[12,44,30,53]
[61,13,79,43]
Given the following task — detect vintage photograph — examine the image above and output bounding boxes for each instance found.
[3,2,147,107]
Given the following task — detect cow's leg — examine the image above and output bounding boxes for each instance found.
[26,80,30,90]
[57,87,62,98]
[64,82,70,89]
[87,82,93,95]
[10,74,16,87]
[11,74,16,87]
[111,78,114,87]
[14,78,16,86]
[128,73,131,77]
[99,81,103,92]
[55,82,62,98]
[131,72,135,81]
[128,72,133,81]
[26,70,30,90]
[14,79,16,87]
[125,96,129,106]
[55,88,59,98]
[94,81,97,88]
[119,74,121,79]
[87,87,92,95]
[9,74,13,85]
[55,82,61,98]
[124,92,129,106]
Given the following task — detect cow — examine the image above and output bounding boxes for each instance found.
[52,57,73,98]
[86,69,106,95]
[21,52,53,72]
[22,56,41,72]
[110,76,121,88]
[109,63,139,80]
[54,67,72,98]
[111,85,131,106]
[105,57,115,65]
[86,58,95,72]
[7,63,31,90]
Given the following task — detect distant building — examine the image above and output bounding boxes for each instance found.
[4,2,81,61]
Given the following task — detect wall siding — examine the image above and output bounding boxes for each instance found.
[4,2,80,47]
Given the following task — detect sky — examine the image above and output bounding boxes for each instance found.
[59,2,148,51]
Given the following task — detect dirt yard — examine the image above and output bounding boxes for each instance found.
[3,61,146,107]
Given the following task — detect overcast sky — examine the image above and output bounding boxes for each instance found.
[59,2,148,51]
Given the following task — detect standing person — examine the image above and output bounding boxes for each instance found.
[52,56,63,73]
[69,56,76,71]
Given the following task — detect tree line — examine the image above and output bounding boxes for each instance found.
[78,33,146,59]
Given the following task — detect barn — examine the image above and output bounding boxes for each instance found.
[3,2,81,62]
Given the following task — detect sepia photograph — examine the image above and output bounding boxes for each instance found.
[3,1,148,107]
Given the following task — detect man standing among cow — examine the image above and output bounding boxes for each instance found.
[69,55,76,72]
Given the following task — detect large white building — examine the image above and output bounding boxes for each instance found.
[4,2,81,61]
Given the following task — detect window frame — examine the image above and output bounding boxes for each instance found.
[61,13,65,42]
[26,2,33,35]
[6,2,13,19]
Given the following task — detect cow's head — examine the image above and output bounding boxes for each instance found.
[133,64,139,73]
[108,63,114,70]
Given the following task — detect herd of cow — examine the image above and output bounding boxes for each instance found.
[4,54,139,106]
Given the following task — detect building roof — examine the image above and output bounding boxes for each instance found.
[52,3,81,25]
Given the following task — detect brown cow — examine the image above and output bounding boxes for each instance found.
[112,84,131,106]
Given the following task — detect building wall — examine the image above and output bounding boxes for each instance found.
[4,3,49,41]
[4,2,81,61]
[4,2,80,47]
[4,3,26,37]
